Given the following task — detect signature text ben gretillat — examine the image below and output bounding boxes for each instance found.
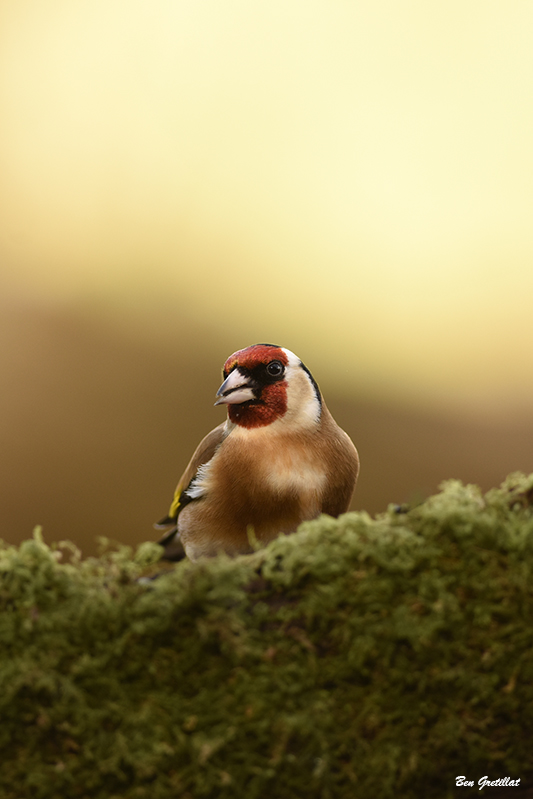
[456,776,521,789]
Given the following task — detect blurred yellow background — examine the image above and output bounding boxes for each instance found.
[1,1,532,554]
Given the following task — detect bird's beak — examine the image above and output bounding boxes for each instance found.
[214,369,256,406]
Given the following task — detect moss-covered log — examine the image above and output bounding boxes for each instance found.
[1,474,533,798]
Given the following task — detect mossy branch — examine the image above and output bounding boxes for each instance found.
[1,473,533,798]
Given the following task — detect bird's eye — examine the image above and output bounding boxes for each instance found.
[266,360,284,377]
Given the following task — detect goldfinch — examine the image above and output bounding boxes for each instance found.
[155,344,359,561]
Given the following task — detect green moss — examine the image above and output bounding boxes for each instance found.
[1,473,533,798]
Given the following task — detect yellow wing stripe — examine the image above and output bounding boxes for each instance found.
[168,484,183,519]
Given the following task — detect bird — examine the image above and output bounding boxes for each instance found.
[155,343,359,561]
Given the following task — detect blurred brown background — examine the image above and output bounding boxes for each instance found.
[1,2,533,555]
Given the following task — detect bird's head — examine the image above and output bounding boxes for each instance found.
[215,343,322,429]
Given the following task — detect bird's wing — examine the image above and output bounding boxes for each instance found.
[316,404,360,517]
[154,421,227,534]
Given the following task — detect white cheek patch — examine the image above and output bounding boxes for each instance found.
[292,387,321,427]
[279,349,321,429]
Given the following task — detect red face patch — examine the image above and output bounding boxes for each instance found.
[223,344,289,429]
[228,381,287,428]
[223,344,288,376]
